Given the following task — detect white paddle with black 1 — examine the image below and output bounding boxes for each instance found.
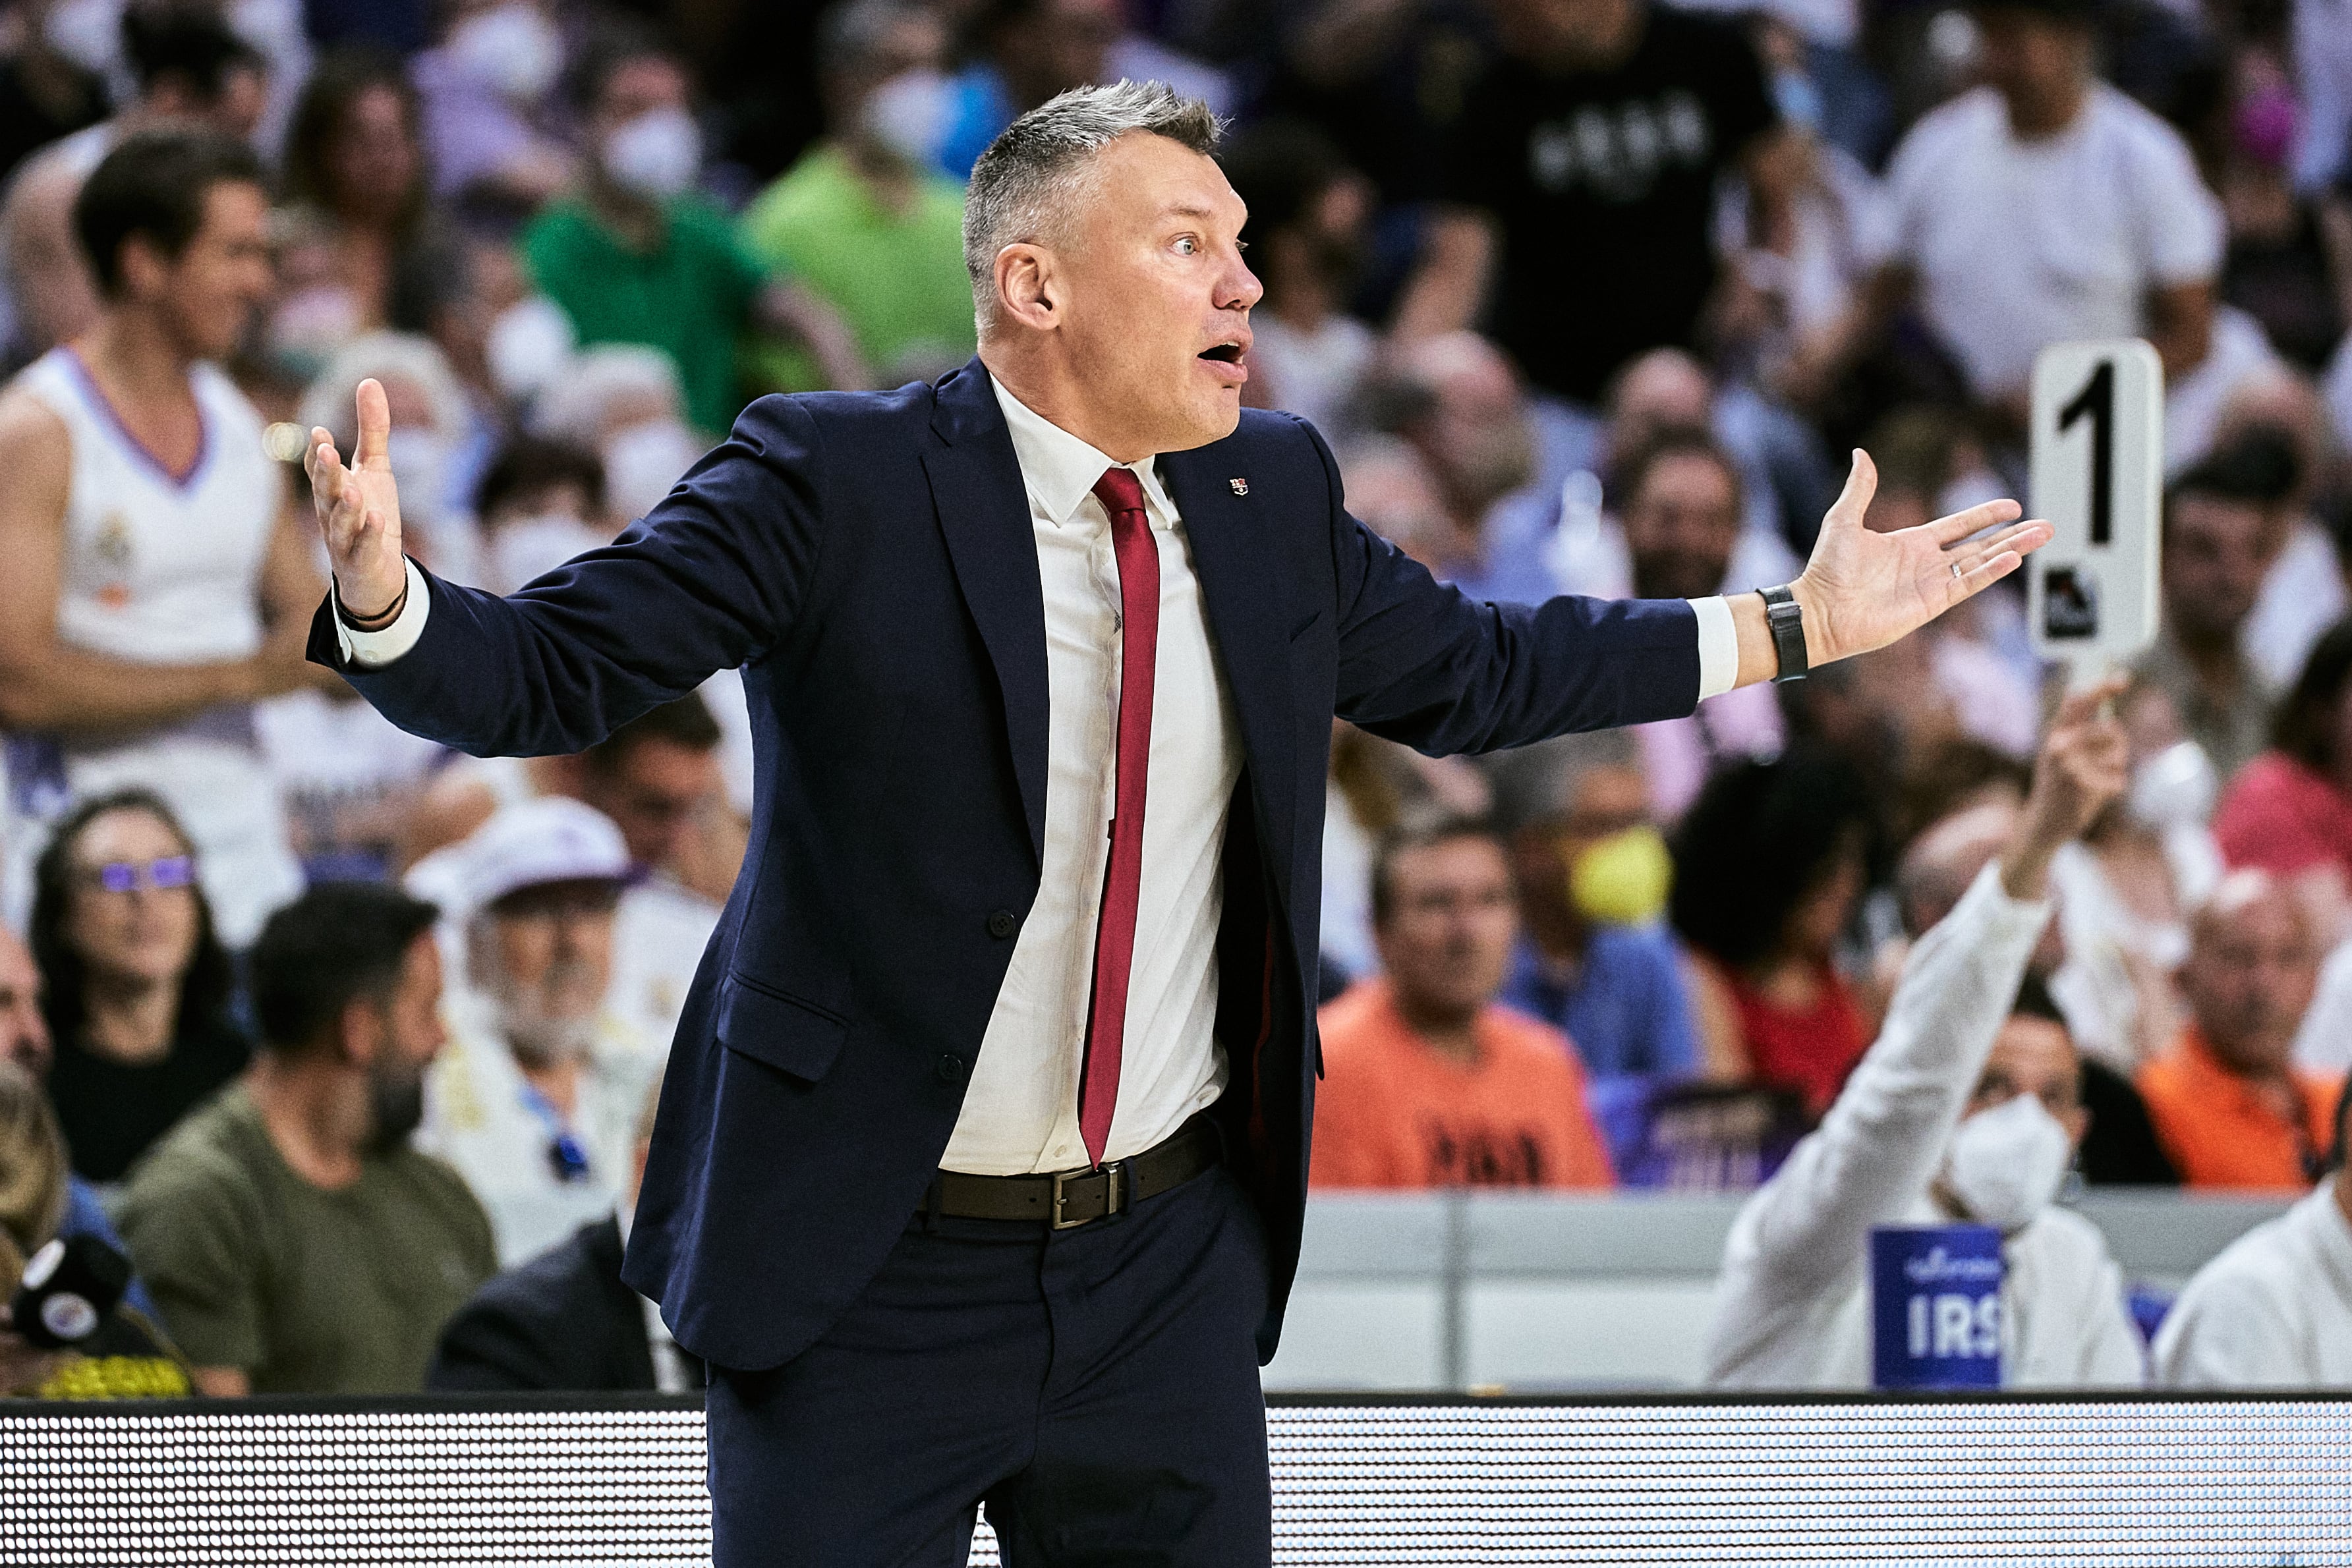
[2026,339,2164,690]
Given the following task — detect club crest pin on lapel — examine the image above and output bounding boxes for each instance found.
[1228,478,1249,496]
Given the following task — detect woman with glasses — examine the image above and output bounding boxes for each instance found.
[28,790,247,1184]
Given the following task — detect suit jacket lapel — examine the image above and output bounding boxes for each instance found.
[922,360,1049,864]
[1159,447,1296,862]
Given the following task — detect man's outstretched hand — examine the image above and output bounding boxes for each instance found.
[1783,449,2054,669]
[303,377,407,626]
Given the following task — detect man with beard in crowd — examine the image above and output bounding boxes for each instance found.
[115,881,494,1395]
[411,797,664,1265]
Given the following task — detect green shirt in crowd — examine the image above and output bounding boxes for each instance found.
[523,194,772,437]
[115,1083,497,1394]
[739,145,975,393]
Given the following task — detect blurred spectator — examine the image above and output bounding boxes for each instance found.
[1671,752,1873,1115]
[410,798,668,1264]
[471,435,613,594]
[402,694,733,1044]
[0,5,266,357]
[426,1080,699,1392]
[1497,742,1702,1093]
[0,0,108,186]
[2216,386,2341,693]
[1396,0,1789,405]
[1310,814,1615,1189]
[2212,619,2352,910]
[0,129,326,945]
[116,882,496,1395]
[2216,53,2347,374]
[1371,331,1565,603]
[934,0,1229,178]
[526,342,701,525]
[28,790,245,1185]
[1799,0,2222,426]
[268,52,462,388]
[2152,1091,2352,1386]
[1221,118,1376,439]
[521,32,867,437]
[1897,800,2180,1185]
[1611,428,1786,821]
[1319,717,1494,988]
[0,920,162,1312]
[409,0,575,219]
[1716,14,1895,403]
[0,1060,185,1398]
[1706,686,2144,1388]
[738,0,975,394]
[1597,347,1818,565]
[2133,443,2292,786]
[2138,870,2339,1189]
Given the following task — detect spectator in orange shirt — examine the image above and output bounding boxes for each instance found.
[1310,814,1614,1190]
[2139,870,2341,1189]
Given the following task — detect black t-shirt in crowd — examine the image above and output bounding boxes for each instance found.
[1440,4,1777,402]
[47,1012,250,1184]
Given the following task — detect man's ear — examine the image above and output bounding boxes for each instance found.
[117,234,169,300]
[992,244,1058,333]
[335,994,385,1070]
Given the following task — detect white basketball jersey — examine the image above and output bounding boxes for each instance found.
[16,346,277,665]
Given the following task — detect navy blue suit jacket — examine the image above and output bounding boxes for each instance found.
[311,359,1703,1371]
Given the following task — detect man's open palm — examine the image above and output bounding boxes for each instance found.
[1794,451,2054,666]
[304,377,408,620]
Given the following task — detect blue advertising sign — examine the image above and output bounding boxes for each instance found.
[1870,1224,2005,1390]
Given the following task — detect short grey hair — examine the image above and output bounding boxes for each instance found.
[963,80,1222,331]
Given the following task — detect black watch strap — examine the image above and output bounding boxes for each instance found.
[1760,583,1808,683]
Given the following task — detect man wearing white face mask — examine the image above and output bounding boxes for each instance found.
[739,0,977,394]
[521,32,870,440]
[1705,681,2146,1389]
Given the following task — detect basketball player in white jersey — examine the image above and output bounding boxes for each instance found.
[0,128,334,944]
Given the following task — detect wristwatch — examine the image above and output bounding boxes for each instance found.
[1759,583,1808,683]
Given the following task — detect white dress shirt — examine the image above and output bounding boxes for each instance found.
[1704,865,2145,1389]
[2154,1181,2352,1388]
[337,376,1739,1177]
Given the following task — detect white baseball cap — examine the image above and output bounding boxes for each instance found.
[405,797,631,921]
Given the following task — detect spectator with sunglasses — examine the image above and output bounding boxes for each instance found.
[26,789,245,1185]
[407,798,664,1266]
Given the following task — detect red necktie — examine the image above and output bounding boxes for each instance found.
[1079,466,1159,1167]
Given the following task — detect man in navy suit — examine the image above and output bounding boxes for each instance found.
[305,82,2049,1568]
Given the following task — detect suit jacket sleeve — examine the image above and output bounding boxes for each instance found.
[307,395,828,757]
[1304,419,1704,754]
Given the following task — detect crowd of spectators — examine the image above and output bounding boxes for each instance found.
[0,0,2349,1397]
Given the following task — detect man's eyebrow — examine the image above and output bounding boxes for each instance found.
[1161,203,1220,221]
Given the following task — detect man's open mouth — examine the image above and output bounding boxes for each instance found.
[1198,343,1244,364]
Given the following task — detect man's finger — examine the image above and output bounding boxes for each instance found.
[353,378,392,468]
[1822,448,1877,532]
[1947,519,2055,573]
[1926,497,2025,546]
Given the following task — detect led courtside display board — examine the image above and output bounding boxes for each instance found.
[3,1395,2347,1564]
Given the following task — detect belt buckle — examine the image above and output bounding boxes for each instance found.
[1049,1162,1126,1229]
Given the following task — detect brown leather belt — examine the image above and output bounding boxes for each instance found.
[930,1113,1222,1229]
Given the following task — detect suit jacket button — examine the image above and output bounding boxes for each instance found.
[936,1053,967,1083]
[987,910,1019,939]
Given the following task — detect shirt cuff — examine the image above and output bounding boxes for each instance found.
[1691,594,1737,701]
[334,557,430,668]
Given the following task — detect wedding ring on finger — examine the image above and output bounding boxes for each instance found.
[1950,560,1964,580]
